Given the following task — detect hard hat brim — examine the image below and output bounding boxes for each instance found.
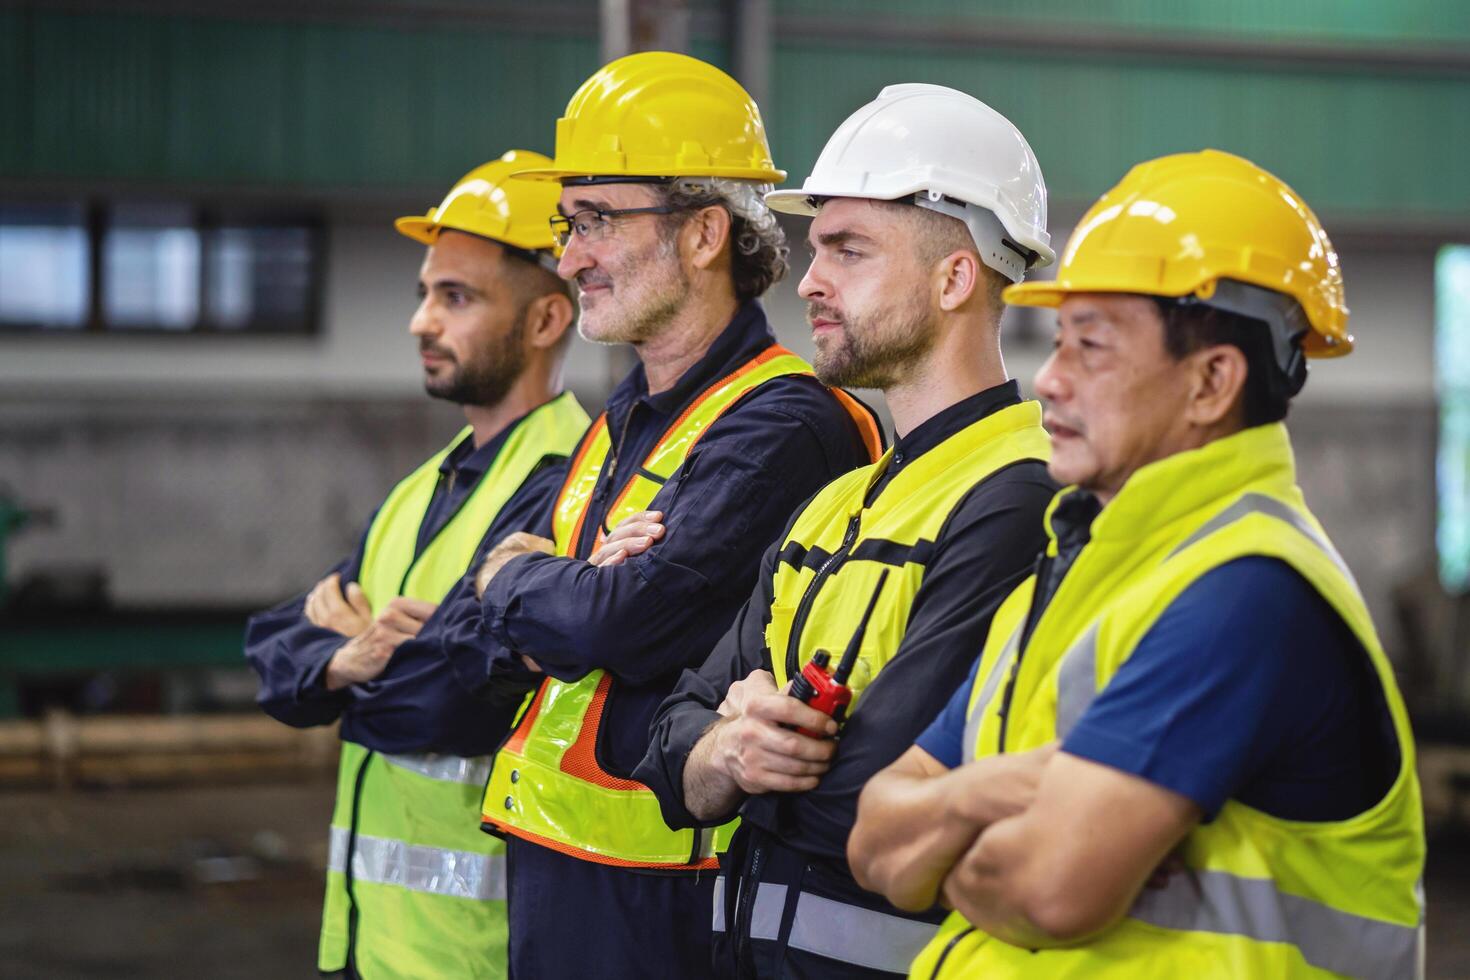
[394,215,439,245]
[766,186,1058,270]
[511,165,787,184]
[1002,280,1354,358]
[763,189,821,216]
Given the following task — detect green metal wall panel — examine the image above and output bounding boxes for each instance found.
[5,6,1468,225]
[768,43,1470,222]
[779,0,1470,46]
[8,9,600,190]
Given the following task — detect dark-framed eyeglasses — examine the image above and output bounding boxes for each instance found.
[549,205,686,248]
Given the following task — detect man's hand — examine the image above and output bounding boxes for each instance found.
[304,572,373,637]
[682,668,839,821]
[707,669,838,795]
[848,742,1057,913]
[946,741,1057,828]
[323,597,438,691]
[588,510,664,567]
[937,752,1198,946]
[715,665,778,718]
[475,532,556,599]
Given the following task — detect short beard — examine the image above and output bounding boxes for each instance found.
[577,235,689,346]
[424,307,528,407]
[810,297,936,390]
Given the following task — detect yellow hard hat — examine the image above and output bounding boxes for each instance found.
[512,51,785,184]
[395,149,561,255]
[1005,149,1351,358]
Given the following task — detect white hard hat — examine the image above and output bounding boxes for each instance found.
[766,83,1054,283]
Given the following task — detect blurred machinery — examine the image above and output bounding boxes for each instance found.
[0,487,332,788]
[0,487,250,719]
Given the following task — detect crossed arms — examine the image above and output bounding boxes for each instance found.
[848,743,1199,948]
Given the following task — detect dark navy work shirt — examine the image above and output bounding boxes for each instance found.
[918,556,1400,822]
[438,300,879,780]
[635,383,1057,862]
[244,405,569,757]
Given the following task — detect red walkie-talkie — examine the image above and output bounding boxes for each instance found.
[788,570,890,738]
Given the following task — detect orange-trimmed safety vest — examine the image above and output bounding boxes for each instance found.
[482,345,881,868]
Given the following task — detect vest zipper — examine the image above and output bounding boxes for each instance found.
[784,513,862,683]
[927,925,976,979]
[994,552,1050,754]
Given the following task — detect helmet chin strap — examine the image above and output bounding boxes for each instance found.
[1173,279,1311,398]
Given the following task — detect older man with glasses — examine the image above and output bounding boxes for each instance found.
[436,52,881,979]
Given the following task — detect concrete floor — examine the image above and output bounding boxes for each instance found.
[2,779,1467,978]
[0,780,333,979]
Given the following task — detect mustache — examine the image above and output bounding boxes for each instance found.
[419,341,456,362]
[1042,408,1084,435]
[806,301,842,324]
[577,271,613,290]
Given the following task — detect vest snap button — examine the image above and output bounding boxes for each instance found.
[510,769,520,783]
[504,796,514,810]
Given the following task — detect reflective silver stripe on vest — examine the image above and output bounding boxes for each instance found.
[379,752,491,787]
[694,826,720,862]
[961,626,1021,764]
[1054,493,1361,740]
[712,875,726,931]
[327,826,505,902]
[711,877,937,974]
[1169,492,1359,592]
[788,892,939,973]
[1130,868,1422,980]
[1053,622,1099,739]
[709,878,788,939]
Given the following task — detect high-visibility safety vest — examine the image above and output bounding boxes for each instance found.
[767,401,1049,700]
[319,391,590,979]
[482,345,883,868]
[714,401,1048,975]
[910,423,1426,980]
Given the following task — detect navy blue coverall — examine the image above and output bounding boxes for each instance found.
[245,416,561,758]
[438,301,880,980]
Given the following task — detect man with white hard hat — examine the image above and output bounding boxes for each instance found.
[635,83,1060,978]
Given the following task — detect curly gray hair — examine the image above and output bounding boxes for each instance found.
[657,177,789,302]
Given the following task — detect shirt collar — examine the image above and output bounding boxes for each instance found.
[1040,422,1298,548]
[603,300,778,424]
[436,406,534,480]
[890,380,1023,467]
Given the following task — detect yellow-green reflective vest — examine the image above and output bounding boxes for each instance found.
[319,392,589,979]
[768,401,1049,704]
[483,346,883,868]
[910,423,1426,980]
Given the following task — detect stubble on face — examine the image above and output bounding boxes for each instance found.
[421,305,528,407]
[576,232,689,346]
[808,292,936,390]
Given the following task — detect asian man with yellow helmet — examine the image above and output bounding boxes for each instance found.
[850,149,1425,979]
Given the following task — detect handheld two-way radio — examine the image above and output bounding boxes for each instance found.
[788,570,890,738]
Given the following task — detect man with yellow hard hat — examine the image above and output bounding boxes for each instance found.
[436,53,881,977]
[245,150,589,978]
[848,149,1426,979]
